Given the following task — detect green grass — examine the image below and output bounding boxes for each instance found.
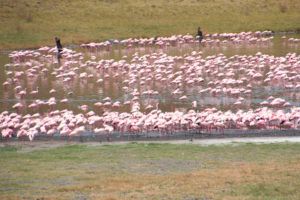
[0,142,300,199]
[0,0,300,49]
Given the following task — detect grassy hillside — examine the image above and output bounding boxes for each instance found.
[1,142,300,199]
[0,0,300,49]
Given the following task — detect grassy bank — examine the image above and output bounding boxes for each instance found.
[0,0,300,49]
[1,142,300,199]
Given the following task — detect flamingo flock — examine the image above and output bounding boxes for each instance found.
[1,106,300,140]
[1,30,300,140]
[80,31,274,51]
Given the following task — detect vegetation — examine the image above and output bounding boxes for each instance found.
[0,0,300,49]
[1,142,300,199]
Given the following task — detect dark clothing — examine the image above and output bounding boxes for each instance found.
[55,38,63,52]
[196,30,203,43]
[55,37,63,61]
[197,30,203,38]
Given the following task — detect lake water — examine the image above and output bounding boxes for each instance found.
[1,34,300,115]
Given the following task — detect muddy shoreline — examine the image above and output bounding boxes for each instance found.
[1,30,299,54]
[1,129,300,143]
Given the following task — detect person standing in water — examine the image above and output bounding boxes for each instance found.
[55,37,63,64]
[196,27,203,44]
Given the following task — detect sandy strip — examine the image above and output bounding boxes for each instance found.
[145,136,300,145]
[99,136,300,146]
[2,136,300,151]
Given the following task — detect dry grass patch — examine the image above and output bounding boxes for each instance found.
[1,143,300,199]
[0,0,300,49]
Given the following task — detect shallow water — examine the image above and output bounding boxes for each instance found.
[1,35,300,115]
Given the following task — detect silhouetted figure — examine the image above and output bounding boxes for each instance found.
[55,37,63,64]
[196,27,203,43]
[153,36,158,44]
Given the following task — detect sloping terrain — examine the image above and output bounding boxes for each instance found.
[0,0,300,49]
